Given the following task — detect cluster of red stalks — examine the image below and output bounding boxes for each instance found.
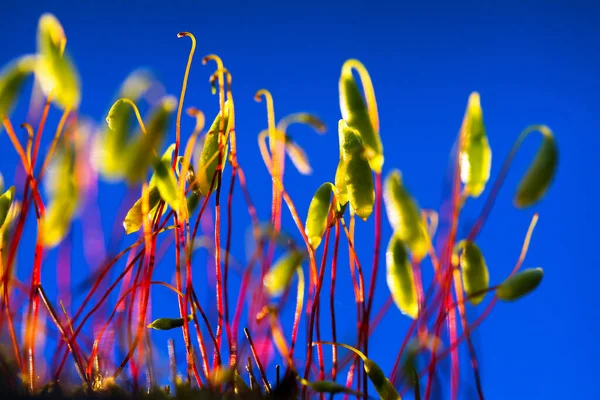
[0,28,543,400]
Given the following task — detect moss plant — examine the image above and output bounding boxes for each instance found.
[0,13,558,400]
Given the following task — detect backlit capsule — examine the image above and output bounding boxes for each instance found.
[35,13,81,110]
[196,101,231,196]
[386,234,418,319]
[383,169,429,261]
[459,92,491,198]
[458,240,490,305]
[336,120,374,221]
[0,55,36,120]
[263,250,304,297]
[305,182,337,250]
[339,59,383,173]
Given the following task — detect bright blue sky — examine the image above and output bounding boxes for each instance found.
[1,1,599,399]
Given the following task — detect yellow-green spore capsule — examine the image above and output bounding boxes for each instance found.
[147,313,193,330]
[386,234,418,319]
[123,186,162,235]
[0,186,16,229]
[298,378,364,397]
[334,158,349,206]
[35,13,81,110]
[339,59,383,173]
[152,158,180,213]
[458,240,490,305]
[0,55,36,120]
[459,92,491,198]
[496,268,543,301]
[514,125,558,208]
[197,101,231,196]
[263,250,303,297]
[337,120,374,221]
[305,182,336,250]
[123,96,176,183]
[383,170,429,261]
[42,140,78,249]
[319,342,401,400]
[364,359,402,400]
[96,71,153,180]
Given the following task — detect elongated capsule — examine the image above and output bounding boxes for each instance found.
[458,240,490,305]
[318,342,401,400]
[383,170,429,261]
[459,92,492,198]
[147,313,193,330]
[95,71,154,180]
[42,142,78,248]
[284,135,312,175]
[152,158,180,213]
[298,378,364,397]
[514,125,558,208]
[35,13,81,110]
[0,55,36,120]
[496,268,543,301]
[0,186,16,229]
[123,186,162,235]
[339,59,383,173]
[263,250,304,297]
[197,101,231,196]
[123,96,177,183]
[386,234,418,319]
[337,120,374,221]
[305,182,337,250]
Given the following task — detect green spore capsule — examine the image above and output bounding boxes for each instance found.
[263,250,304,297]
[383,169,429,261]
[336,120,374,221]
[386,234,418,319]
[459,92,492,198]
[339,59,383,173]
[514,125,558,208]
[457,240,490,305]
[496,267,544,301]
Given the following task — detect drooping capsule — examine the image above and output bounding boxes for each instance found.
[35,13,81,110]
[336,120,374,221]
[284,135,312,175]
[458,240,490,305]
[147,313,194,330]
[305,182,337,250]
[496,268,544,301]
[298,378,364,397]
[386,234,419,319]
[0,55,36,120]
[95,70,154,180]
[152,158,180,213]
[123,96,177,183]
[383,169,429,261]
[514,125,558,208]
[196,101,231,196]
[339,59,383,173]
[42,138,78,248]
[459,92,492,198]
[318,342,401,400]
[123,186,162,235]
[263,250,304,297]
[0,186,16,229]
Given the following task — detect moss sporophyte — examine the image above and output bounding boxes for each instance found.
[0,12,557,400]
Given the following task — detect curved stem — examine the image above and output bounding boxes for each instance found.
[341,59,379,133]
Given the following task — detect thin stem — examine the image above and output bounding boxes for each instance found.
[244,328,271,394]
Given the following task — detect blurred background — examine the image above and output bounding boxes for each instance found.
[1,0,598,398]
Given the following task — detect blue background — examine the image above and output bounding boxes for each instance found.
[1,1,598,399]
